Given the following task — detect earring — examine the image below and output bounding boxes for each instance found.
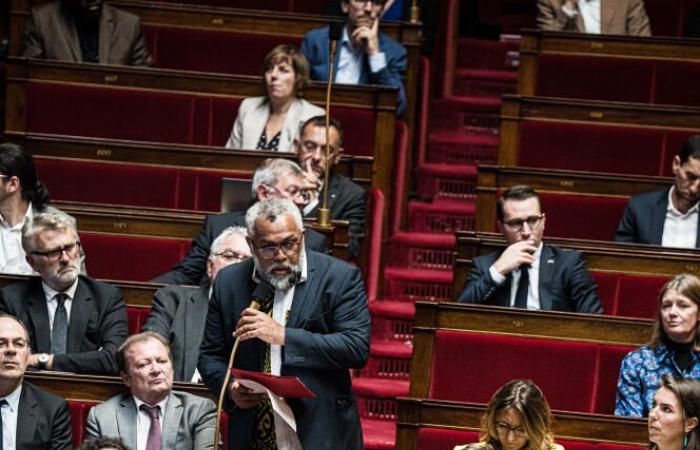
[684,433,690,449]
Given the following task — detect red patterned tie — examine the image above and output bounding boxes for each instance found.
[140,404,162,450]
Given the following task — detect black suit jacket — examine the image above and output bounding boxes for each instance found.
[615,188,700,247]
[198,251,370,450]
[306,172,366,259]
[152,210,328,285]
[458,244,603,314]
[142,284,209,381]
[15,382,73,450]
[0,275,128,374]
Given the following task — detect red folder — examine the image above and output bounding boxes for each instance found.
[232,369,316,399]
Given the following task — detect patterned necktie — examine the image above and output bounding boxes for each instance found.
[251,307,277,450]
[50,293,69,354]
[514,264,530,309]
[140,404,162,450]
[0,399,8,449]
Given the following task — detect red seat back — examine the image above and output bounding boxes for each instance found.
[68,400,99,448]
[127,307,152,335]
[539,193,627,241]
[417,428,479,450]
[616,275,668,319]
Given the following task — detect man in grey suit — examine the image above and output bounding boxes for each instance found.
[22,0,152,66]
[86,332,217,450]
[458,185,603,313]
[142,226,251,382]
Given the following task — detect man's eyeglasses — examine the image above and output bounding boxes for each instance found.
[30,242,81,262]
[351,0,387,6]
[211,250,249,264]
[495,422,526,437]
[501,214,544,232]
[264,185,311,203]
[255,238,301,259]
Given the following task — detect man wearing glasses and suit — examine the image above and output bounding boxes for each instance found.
[0,212,128,374]
[458,185,603,314]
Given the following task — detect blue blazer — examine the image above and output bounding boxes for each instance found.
[198,251,370,450]
[300,25,407,116]
[615,188,700,247]
[457,244,603,314]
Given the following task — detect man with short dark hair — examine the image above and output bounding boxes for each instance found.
[0,212,128,374]
[458,185,603,313]
[199,198,370,450]
[86,332,216,449]
[297,115,366,259]
[301,0,407,116]
[616,136,700,248]
[0,313,73,449]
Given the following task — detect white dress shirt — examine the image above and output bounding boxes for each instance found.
[662,187,699,249]
[42,279,79,334]
[562,0,601,34]
[335,26,387,85]
[133,395,168,450]
[0,383,22,450]
[489,243,544,310]
[0,203,34,275]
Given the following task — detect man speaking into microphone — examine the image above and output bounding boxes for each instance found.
[198,198,370,450]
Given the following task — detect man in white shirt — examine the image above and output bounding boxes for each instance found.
[458,185,603,313]
[616,135,700,248]
[86,332,217,450]
[536,0,651,36]
[0,314,72,450]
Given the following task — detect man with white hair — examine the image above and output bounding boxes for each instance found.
[143,226,251,382]
[198,198,370,450]
[0,212,128,374]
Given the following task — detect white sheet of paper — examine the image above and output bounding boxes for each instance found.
[237,378,297,432]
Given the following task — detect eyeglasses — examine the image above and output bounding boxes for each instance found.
[495,422,526,437]
[255,238,301,259]
[264,185,310,202]
[211,250,249,264]
[30,242,81,262]
[502,214,544,232]
[351,0,387,6]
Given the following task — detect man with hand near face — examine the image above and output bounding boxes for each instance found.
[198,198,370,450]
[458,185,603,313]
[86,332,216,450]
[301,0,407,116]
[536,0,651,36]
[0,212,128,374]
[296,116,366,259]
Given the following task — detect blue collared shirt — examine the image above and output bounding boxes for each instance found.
[335,26,387,85]
[615,344,700,417]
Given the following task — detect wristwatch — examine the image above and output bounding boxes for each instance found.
[38,353,50,370]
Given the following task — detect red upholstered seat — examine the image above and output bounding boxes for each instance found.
[68,401,98,448]
[591,272,619,316]
[416,428,479,450]
[127,307,152,335]
[80,233,189,282]
[559,440,597,450]
[141,0,289,8]
[539,193,627,241]
[332,108,377,157]
[655,61,700,107]
[594,345,634,414]
[596,443,646,450]
[616,275,668,319]
[429,331,598,412]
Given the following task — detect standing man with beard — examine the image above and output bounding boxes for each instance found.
[616,135,700,248]
[0,212,128,375]
[22,0,152,66]
[198,198,370,450]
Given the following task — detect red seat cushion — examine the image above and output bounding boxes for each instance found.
[127,307,152,335]
[594,345,636,414]
[68,401,98,447]
[655,61,700,107]
[616,275,668,319]
[591,272,620,316]
[417,428,479,450]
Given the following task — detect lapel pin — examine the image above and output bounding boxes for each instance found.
[547,259,555,264]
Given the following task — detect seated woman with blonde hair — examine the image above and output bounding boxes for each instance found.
[455,379,563,450]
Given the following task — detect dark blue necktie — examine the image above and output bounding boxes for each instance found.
[50,294,69,355]
[514,264,530,309]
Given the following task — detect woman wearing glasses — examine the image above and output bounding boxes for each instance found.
[648,375,700,450]
[454,379,563,450]
[616,274,700,417]
[225,45,324,152]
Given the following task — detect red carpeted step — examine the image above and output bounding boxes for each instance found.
[407,198,476,234]
[427,130,499,165]
[384,266,454,301]
[430,96,501,135]
[369,299,416,319]
[369,300,415,343]
[415,162,477,200]
[457,37,521,71]
[453,68,518,97]
[385,231,457,270]
[361,339,413,379]
[371,339,413,359]
[353,377,410,399]
[362,418,396,450]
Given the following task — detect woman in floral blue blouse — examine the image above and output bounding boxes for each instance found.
[616,274,700,417]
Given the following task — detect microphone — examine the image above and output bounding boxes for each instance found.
[213,280,275,450]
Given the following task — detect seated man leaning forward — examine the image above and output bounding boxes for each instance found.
[458,185,603,313]
[616,135,700,249]
[0,212,128,375]
[0,313,73,450]
[86,332,217,450]
[142,226,251,382]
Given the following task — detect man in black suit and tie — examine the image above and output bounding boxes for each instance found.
[142,226,251,382]
[0,313,73,449]
[458,185,603,313]
[297,115,366,259]
[615,135,700,248]
[0,212,128,374]
[152,158,329,285]
[199,198,370,450]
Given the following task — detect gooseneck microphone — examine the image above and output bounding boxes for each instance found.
[318,21,344,228]
[213,280,275,450]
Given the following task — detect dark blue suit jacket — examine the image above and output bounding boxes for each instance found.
[198,251,370,450]
[615,188,700,247]
[300,25,407,116]
[457,244,603,314]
